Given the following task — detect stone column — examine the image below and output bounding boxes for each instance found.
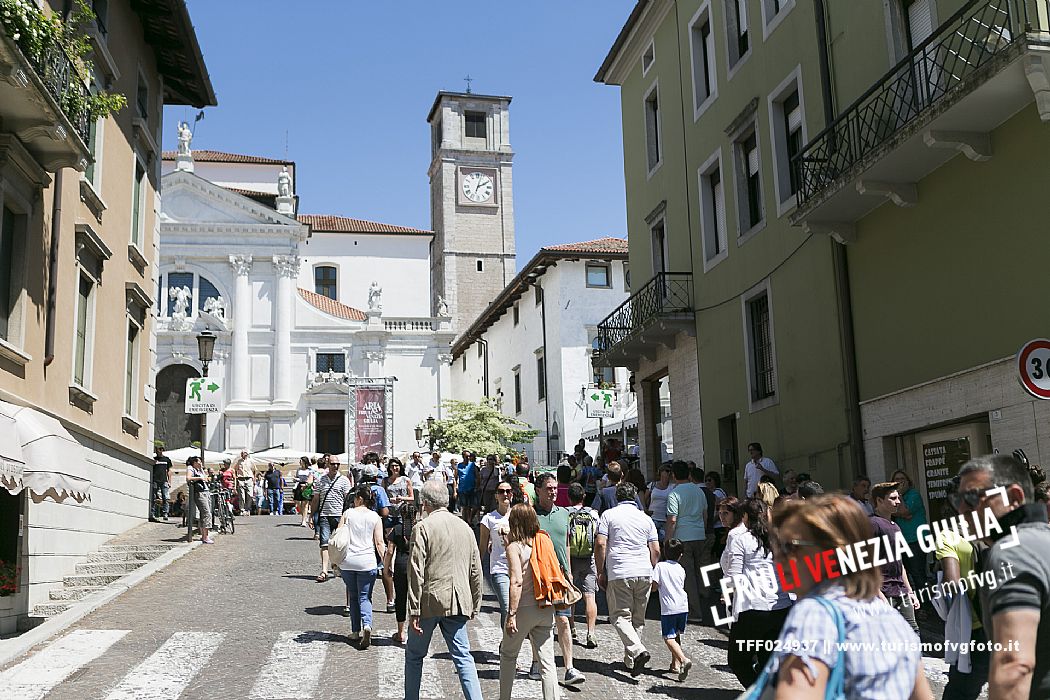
[228,255,252,403]
[273,255,300,406]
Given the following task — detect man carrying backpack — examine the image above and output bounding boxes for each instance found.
[567,482,599,649]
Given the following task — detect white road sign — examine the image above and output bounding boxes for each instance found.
[185,377,223,414]
[585,388,617,419]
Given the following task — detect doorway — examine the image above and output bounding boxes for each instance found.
[155,364,202,448]
[718,414,740,495]
[316,410,345,454]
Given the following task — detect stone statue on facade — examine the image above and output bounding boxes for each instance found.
[202,295,226,319]
[168,285,193,331]
[177,121,192,156]
[368,281,383,311]
[278,167,292,197]
[437,296,449,317]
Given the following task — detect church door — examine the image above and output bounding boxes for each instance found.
[315,410,345,454]
[155,364,202,448]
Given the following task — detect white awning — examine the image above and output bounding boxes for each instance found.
[0,412,25,494]
[0,401,92,502]
[580,402,639,441]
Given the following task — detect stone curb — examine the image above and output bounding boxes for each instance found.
[0,540,202,667]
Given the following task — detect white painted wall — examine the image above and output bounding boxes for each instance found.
[161,159,290,195]
[450,257,630,465]
[298,232,433,317]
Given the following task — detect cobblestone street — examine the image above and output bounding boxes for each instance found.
[0,513,961,699]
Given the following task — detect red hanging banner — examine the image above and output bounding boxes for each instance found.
[355,388,386,461]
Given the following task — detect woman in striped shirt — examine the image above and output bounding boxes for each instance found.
[762,495,933,699]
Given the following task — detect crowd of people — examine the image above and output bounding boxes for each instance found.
[160,437,1050,699]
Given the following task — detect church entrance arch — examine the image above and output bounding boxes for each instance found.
[155,364,202,448]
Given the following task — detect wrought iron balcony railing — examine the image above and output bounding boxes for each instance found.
[792,0,1027,208]
[596,272,693,355]
[2,26,91,144]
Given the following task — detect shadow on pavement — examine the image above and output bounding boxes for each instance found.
[304,605,345,616]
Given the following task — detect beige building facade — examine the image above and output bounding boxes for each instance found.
[0,0,213,633]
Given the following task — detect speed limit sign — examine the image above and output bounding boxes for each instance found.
[1018,339,1050,399]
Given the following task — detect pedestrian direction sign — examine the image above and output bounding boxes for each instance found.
[585,388,617,419]
[185,377,223,414]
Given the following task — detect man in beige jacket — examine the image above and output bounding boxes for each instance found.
[405,480,483,700]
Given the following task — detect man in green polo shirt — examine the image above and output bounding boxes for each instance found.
[534,472,584,687]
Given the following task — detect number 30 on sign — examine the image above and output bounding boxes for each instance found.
[1018,339,1050,399]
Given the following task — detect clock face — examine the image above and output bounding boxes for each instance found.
[462,171,494,203]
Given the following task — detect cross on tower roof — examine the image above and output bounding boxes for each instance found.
[464,74,473,94]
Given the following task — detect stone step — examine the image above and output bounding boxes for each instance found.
[49,586,106,601]
[87,549,161,563]
[62,572,125,587]
[75,561,145,575]
[96,543,176,554]
[32,603,71,617]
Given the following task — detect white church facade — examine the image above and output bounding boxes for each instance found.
[154,92,517,457]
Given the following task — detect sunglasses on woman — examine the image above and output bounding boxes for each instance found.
[496,488,514,495]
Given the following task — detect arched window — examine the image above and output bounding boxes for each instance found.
[157,271,223,317]
[315,265,337,300]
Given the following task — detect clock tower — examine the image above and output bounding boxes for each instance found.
[427,91,516,333]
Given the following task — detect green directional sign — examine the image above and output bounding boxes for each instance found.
[585,388,617,419]
[185,377,223,414]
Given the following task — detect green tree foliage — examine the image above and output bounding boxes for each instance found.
[429,398,538,455]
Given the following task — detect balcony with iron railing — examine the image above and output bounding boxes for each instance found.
[0,22,92,171]
[595,272,694,370]
[790,0,1050,239]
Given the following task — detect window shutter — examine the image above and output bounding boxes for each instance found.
[907,0,935,47]
[748,144,760,175]
[713,175,727,254]
[737,0,748,34]
[787,102,802,133]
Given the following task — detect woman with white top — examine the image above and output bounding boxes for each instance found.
[723,498,792,688]
[338,485,386,649]
[380,458,413,614]
[479,477,517,627]
[294,456,315,527]
[644,463,676,541]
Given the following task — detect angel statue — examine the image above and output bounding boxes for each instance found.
[169,285,192,316]
[202,295,226,319]
[368,281,383,311]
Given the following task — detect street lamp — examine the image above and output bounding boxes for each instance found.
[415,415,436,451]
[188,330,216,541]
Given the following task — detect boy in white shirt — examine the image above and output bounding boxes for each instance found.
[650,538,692,681]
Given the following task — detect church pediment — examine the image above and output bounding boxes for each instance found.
[160,171,301,228]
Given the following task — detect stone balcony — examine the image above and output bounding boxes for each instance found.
[791,0,1050,241]
[594,272,694,371]
[0,25,92,172]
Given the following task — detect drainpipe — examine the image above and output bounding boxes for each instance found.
[815,0,864,477]
[814,0,836,124]
[477,338,490,398]
[43,169,64,367]
[539,289,552,463]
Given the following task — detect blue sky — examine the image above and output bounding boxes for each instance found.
[162,1,636,267]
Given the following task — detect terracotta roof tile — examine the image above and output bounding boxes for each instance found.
[541,237,628,254]
[297,288,367,321]
[161,149,293,165]
[225,186,274,199]
[298,214,431,235]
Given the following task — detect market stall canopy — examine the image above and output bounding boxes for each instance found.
[163,446,231,467]
[0,401,91,502]
[246,448,319,465]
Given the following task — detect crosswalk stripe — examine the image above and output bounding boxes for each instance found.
[0,629,130,700]
[250,631,330,699]
[374,627,447,699]
[105,631,223,700]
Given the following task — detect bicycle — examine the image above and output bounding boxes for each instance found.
[211,487,236,535]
